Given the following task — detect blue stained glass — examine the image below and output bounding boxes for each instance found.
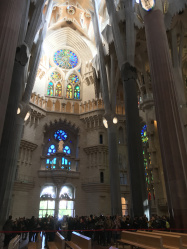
[54,130,67,141]
[63,145,70,155]
[46,157,56,169]
[47,145,56,155]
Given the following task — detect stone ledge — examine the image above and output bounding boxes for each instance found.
[38,169,80,179]
[82,183,110,193]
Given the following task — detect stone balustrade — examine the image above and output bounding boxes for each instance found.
[30,93,125,115]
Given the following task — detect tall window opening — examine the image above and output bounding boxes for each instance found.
[66,84,73,98]
[100,172,104,183]
[59,185,75,218]
[39,186,56,217]
[47,82,54,96]
[99,134,103,144]
[46,145,56,169]
[121,197,128,216]
[74,85,80,99]
[56,83,62,97]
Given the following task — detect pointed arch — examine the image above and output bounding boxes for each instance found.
[56,83,62,97]
[66,84,73,99]
[74,85,80,99]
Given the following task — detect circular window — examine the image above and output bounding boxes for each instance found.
[51,71,61,82]
[54,130,68,141]
[68,74,79,84]
[53,49,78,69]
[66,6,76,15]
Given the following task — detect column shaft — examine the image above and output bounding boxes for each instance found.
[0,0,25,142]
[144,9,187,229]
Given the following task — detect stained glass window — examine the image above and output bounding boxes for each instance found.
[68,74,79,84]
[54,130,67,141]
[51,71,61,82]
[53,49,78,69]
[46,158,56,169]
[141,125,148,143]
[47,82,54,96]
[63,145,70,155]
[61,157,71,170]
[56,83,62,97]
[74,85,80,99]
[47,144,56,155]
[66,84,73,98]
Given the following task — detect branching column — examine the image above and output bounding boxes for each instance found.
[105,0,147,216]
[92,0,122,215]
[143,8,187,229]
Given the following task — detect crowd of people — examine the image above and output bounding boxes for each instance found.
[2,214,170,247]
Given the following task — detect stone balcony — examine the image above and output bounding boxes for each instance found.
[139,93,154,110]
[38,169,80,181]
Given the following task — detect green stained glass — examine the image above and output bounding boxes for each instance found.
[47,82,54,96]
[53,49,78,69]
[66,84,73,98]
[68,74,79,84]
[74,85,80,99]
[56,83,62,97]
[51,71,61,82]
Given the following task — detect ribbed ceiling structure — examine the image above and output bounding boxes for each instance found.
[44,27,94,62]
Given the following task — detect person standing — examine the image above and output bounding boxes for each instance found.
[3,216,13,247]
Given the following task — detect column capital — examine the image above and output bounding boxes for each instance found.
[121,62,137,81]
[137,0,165,20]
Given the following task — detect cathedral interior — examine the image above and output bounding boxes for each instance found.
[0,0,187,230]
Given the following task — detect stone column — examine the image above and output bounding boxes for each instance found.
[143,8,187,229]
[91,1,122,215]
[121,63,147,217]
[0,0,25,142]
[55,185,60,218]
[105,0,147,216]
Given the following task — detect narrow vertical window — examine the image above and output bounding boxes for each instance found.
[99,134,103,144]
[66,84,73,98]
[47,82,54,96]
[100,172,104,183]
[74,85,80,99]
[56,83,62,97]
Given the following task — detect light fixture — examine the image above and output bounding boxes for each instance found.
[103,118,108,129]
[113,117,118,124]
[140,0,155,11]
[17,107,21,115]
[24,111,30,121]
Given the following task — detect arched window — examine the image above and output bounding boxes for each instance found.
[59,185,74,218]
[47,144,56,155]
[39,186,56,217]
[66,84,73,98]
[121,197,128,216]
[54,130,67,141]
[55,83,62,97]
[47,82,54,96]
[74,85,80,99]
[63,145,70,155]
